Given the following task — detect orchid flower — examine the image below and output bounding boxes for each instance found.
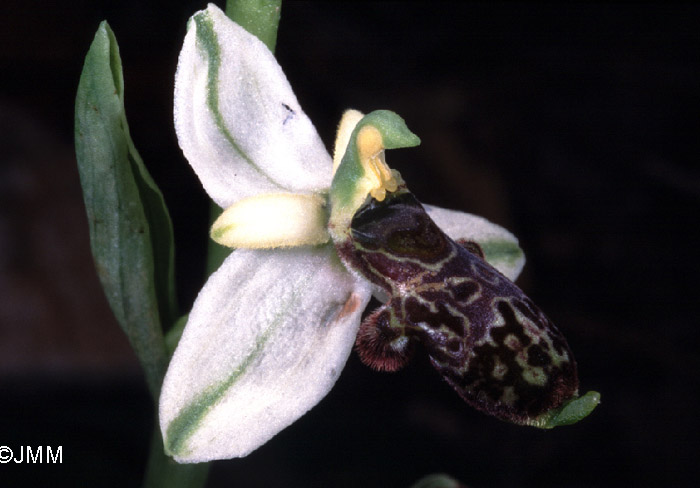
[159,4,598,463]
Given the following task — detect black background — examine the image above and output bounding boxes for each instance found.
[1,1,699,486]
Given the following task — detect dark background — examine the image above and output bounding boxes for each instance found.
[1,1,698,486]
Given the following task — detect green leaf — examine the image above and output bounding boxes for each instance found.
[74,21,176,398]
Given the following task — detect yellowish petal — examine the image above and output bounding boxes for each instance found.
[211,193,330,249]
[332,109,364,176]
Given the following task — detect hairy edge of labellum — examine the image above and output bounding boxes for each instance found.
[355,305,414,372]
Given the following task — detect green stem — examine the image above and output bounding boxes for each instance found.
[143,422,209,488]
[225,0,282,52]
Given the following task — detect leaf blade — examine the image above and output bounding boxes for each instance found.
[74,21,174,398]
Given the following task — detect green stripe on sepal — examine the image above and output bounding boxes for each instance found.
[481,239,525,271]
[164,315,281,458]
[192,11,277,186]
[159,247,372,461]
[175,5,333,208]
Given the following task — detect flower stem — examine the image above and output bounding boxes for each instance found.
[225,0,282,52]
[143,423,209,488]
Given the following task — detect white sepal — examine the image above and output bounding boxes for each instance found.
[159,246,371,462]
[174,4,332,208]
[425,204,526,281]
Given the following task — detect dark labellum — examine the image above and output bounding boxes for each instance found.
[336,189,579,425]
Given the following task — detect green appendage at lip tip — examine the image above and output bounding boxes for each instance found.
[532,391,601,429]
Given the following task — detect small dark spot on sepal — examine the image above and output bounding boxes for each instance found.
[282,103,296,125]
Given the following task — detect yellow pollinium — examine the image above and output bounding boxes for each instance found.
[356,125,399,202]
